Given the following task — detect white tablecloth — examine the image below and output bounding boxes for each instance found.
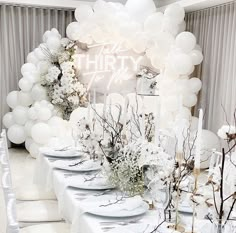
[34,153,211,233]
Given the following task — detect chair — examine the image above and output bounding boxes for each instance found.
[0,130,56,201]
[0,131,66,227]
[2,168,70,233]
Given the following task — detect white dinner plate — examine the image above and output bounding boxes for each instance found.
[69,176,115,190]
[53,159,102,172]
[40,147,83,158]
[88,202,149,218]
[109,223,157,233]
[85,195,149,218]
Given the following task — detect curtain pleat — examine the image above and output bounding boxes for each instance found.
[186,2,236,133]
[0,4,74,130]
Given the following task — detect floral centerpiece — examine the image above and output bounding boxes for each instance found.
[40,40,87,119]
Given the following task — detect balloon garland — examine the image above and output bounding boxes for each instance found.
[3,0,204,158]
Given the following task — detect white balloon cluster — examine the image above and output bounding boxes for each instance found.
[68,0,203,128]
[3,28,68,158]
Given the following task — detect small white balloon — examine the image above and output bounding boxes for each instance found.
[66,22,80,40]
[18,91,33,107]
[31,84,48,101]
[190,49,203,65]
[43,30,52,42]
[176,32,196,53]
[27,52,39,64]
[29,142,41,158]
[75,5,93,22]
[144,12,164,33]
[6,91,19,109]
[183,94,197,107]
[171,53,194,75]
[190,116,199,132]
[7,124,26,144]
[46,36,61,51]
[31,122,52,145]
[3,112,15,128]
[12,106,29,125]
[25,137,34,151]
[19,78,33,92]
[21,63,37,76]
[188,78,202,93]
[28,108,37,120]
[38,107,52,121]
[24,120,35,137]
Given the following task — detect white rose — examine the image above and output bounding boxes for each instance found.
[217,125,236,139]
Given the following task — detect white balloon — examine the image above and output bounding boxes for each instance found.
[18,91,33,107]
[190,116,199,132]
[70,107,88,124]
[29,142,41,158]
[190,49,203,65]
[46,36,61,51]
[7,124,26,144]
[31,84,48,101]
[162,17,179,36]
[31,123,52,145]
[37,61,50,75]
[3,112,15,128]
[48,116,64,127]
[43,30,52,42]
[125,0,156,23]
[183,94,197,107]
[171,53,194,75]
[12,106,29,125]
[21,63,37,76]
[75,5,93,22]
[66,22,80,40]
[38,107,52,121]
[24,120,35,137]
[28,108,37,120]
[19,78,33,92]
[34,48,46,60]
[27,52,39,64]
[6,91,19,109]
[144,12,164,33]
[164,96,179,112]
[23,72,39,84]
[164,4,185,24]
[25,137,34,151]
[176,32,196,53]
[188,78,202,93]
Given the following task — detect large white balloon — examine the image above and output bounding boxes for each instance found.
[70,107,88,124]
[31,84,48,101]
[34,47,46,60]
[21,63,37,76]
[183,94,197,107]
[2,112,15,128]
[7,124,26,144]
[19,78,33,92]
[18,91,33,107]
[6,91,19,109]
[125,0,156,23]
[164,4,185,24]
[66,22,80,41]
[75,4,93,22]
[27,52,39,65]
[175,32,196,53]
[12,106,28,125]
[31,123,52,145]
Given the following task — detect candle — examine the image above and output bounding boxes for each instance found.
[195,109,203,170]
[103,92,107,118]
[122,96,129,138]
[92,88,96,125]
[141,96,145,142]
[155,96,161,145]
[87,93,91,126]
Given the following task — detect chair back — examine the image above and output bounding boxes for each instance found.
[0,129,10,169]
[160,130,176,157]
[1,167,20,233]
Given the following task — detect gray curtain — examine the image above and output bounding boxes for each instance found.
[0,4,74,130]
[186,2,236,133]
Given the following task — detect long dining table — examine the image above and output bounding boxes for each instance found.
[34,151,210,233]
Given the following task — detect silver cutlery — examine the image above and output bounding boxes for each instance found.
[100,217,142,226]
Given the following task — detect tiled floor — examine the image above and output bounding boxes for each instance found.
[0,148,35,233]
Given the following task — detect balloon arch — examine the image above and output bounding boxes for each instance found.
[3,0,204,158]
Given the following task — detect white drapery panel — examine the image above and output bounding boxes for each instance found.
[186,2,236,133]
[0,4,74,130]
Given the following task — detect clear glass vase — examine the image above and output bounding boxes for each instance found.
[211,220,236,233]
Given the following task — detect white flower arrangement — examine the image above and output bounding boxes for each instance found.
[217,125,236,140]
[41,40,87,119]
